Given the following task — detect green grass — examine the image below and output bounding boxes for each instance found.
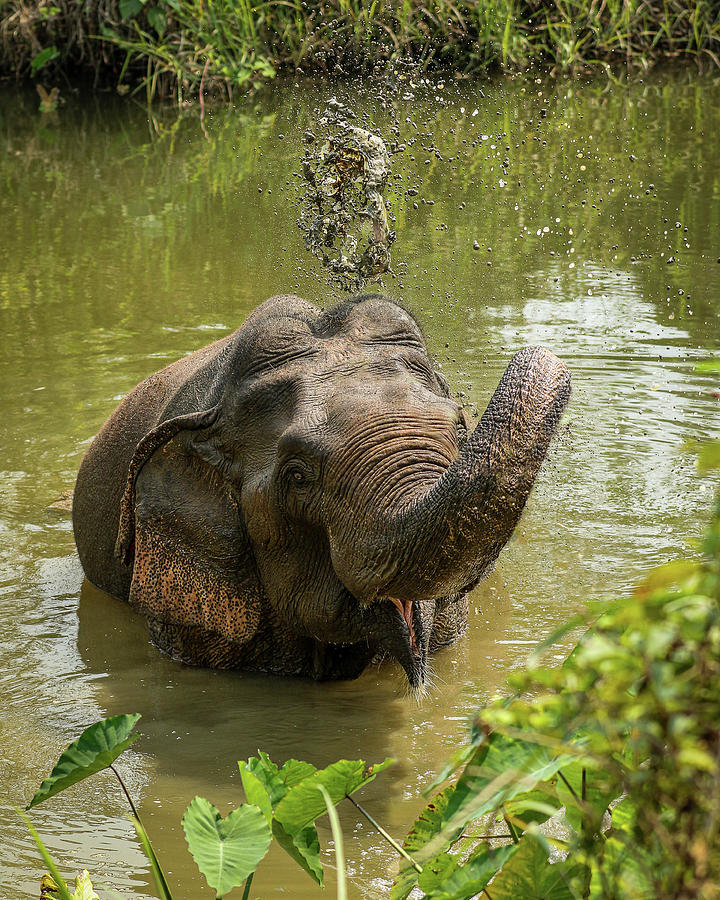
[2,0,719,101]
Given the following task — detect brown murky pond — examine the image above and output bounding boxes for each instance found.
[1,68,719,898]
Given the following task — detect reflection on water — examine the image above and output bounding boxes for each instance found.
[1,70,719,898]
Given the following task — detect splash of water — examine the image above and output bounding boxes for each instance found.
[298,98,395,293]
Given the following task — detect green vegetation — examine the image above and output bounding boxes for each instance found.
[393,500,720,898]
[2,0,719,102]
[22,713,391,898]
[21,428,720,898]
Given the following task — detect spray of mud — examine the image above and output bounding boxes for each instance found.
[298,98,396,293]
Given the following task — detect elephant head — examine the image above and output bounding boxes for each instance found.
[74,293,570,693]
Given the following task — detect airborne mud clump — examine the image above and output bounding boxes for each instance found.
[298,98,395,293]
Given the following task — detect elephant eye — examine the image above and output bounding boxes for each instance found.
[283,461,311,487]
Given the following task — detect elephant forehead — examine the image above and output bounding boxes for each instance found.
[336,302,425,348]
[308,294,423,343]
[242,317,318,378]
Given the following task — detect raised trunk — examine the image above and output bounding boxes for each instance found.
[379,346,570,602]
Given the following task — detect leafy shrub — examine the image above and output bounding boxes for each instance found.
[392,479,720,898]
[21,713,391,898]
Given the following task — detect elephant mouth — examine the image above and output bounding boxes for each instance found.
[385,596,428,695]
[390,597,417,652]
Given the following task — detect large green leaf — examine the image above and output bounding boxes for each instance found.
[415,735,573,861]
[485,834,577,900]
[27,714,141,809]
[443,734,572,827]
[279,758,318,790]
[240,754,286,806]
[182,797,271,898]
[554,760,619,835]
[274,758,393,836]
[238,767,273,825]
[239,753,316,810]
[420,843,520,900]
[503,783,564,830]
[391,785,453,900]
[271,819,323,885]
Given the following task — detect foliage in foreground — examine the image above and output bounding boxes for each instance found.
[22,712,390,898]
[394,526,720,897]
[21,436,720,897]
[391,442,720,899]
[2,0,720,102]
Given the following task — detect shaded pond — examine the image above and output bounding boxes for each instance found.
[1,68,719,897]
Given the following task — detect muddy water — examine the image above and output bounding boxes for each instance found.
[1,70,719,898]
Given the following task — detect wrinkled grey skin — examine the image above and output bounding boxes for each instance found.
[73,294,570,691]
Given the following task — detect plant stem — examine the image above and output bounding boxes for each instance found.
[558,770,583,806]
[502,812,520,844]
[240,872,253,900]
[109,764,144,826]
[345,795,422,873]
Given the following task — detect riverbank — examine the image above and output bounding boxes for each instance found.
[2,0,719,102]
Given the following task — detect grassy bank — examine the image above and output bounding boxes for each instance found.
[2,0,719,101]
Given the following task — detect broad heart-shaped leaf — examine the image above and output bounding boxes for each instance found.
[391,784,453,900]
[485,833,577,900]
[182,797,271,898]
[28,714,141,809]
[420,843,520,900]
[415,734,574,864]
[271,819,323,885]
[279,758,319,790]
[274,758,394,836]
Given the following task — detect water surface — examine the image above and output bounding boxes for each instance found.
[1,69,719,898]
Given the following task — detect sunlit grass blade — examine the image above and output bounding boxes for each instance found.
[316,784,347,900]
[16,809,74,900]
[131,816,175,900]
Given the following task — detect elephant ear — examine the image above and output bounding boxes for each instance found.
[114,407,263,657]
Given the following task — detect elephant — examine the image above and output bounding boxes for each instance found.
[73,293,570,693]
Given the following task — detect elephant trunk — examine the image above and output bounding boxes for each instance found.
[379,346,571,602]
